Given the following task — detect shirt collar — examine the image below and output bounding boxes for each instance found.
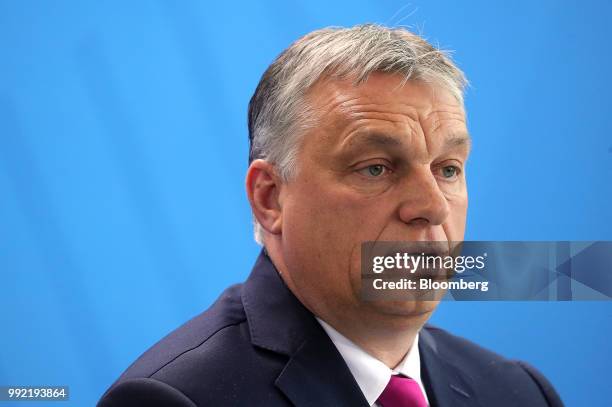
[316,317,428,406]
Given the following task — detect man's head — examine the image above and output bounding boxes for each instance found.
[246,25,470,330]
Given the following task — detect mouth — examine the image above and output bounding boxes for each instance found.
[363,240,456,279]
[372,240,452,256]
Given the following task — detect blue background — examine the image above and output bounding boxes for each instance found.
[1,1,610,406]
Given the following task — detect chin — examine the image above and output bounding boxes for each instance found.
[364,299,440,320]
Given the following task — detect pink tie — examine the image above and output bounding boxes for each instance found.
[377,375,428,407]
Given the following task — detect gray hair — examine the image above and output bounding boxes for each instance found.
[248,24,468,244]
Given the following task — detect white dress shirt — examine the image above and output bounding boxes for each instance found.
[316,318,429,407]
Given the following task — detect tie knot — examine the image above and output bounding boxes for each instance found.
[377,375,427,407]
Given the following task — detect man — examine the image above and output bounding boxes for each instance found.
[99,24,564,406]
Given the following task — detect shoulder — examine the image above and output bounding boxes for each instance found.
[422,324,564,406]
[116,283,248,381]
[99,283,283,406]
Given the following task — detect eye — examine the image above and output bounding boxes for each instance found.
[440,165,460,179]
[357,164,389,178]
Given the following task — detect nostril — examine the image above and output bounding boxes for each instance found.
[408,217,430,226]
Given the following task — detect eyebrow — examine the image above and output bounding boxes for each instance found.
[342,132,405,149]
[343,131,471,152]
[443,132,472,151]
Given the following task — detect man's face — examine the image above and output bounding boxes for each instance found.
[277,73,470,322]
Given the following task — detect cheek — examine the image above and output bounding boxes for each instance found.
[445,195,468,241]
[285,179,381,240]
[279,184,368,307]
[281,180,387,272]
[280,181,354,268]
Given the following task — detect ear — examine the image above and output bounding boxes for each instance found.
[245,159,283,236]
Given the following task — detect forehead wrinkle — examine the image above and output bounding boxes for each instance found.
[420,105,467,156]
[307,79,465,161]
[429,117,468,140]
[340,100,421,121]
[336,98,422,137]
[312,95,421,151]
[308,80,423,133]
[424,107,466,133]
[338,114,420,151]
[314,94,363,127]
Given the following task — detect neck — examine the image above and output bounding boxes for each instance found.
[263,239,431,369]
[317,307,429,369]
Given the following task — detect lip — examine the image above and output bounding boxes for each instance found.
[364,241,456,279]
[365,240,452,259]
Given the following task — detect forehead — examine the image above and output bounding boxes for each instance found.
[305,73,467,142]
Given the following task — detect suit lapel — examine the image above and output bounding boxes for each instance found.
[242,250,369,407]
[419,328,480,407]
[242,251,477,407]
[275,329,370,407]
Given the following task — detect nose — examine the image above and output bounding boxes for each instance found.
[397,166,450,227]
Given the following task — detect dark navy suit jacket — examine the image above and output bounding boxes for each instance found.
[98,250,564,406]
